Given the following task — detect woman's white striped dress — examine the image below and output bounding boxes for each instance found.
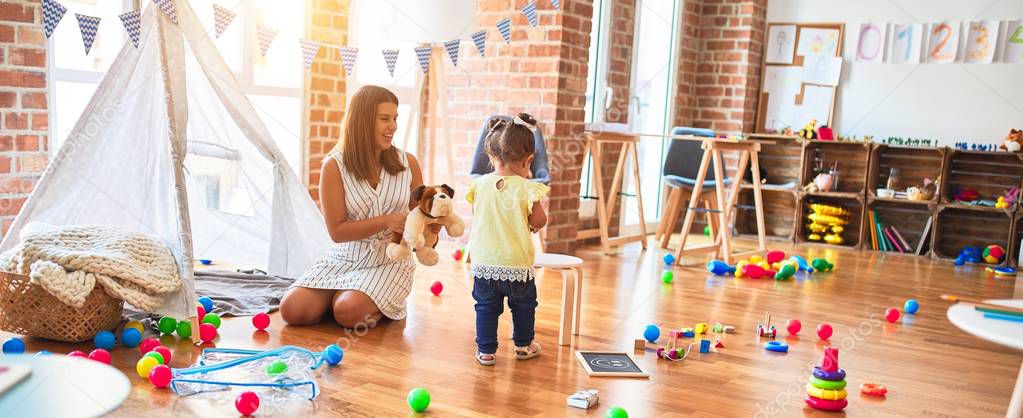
[292,151,415,320]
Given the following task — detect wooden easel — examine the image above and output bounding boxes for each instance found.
[577,131,648,255]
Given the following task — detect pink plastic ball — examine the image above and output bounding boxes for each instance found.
[196,305,207,320]
[199,323,217,342]
[67,350,88,358]
[152,346,172,365]
[786,319,802,335]
[87,348,111,364]
[252,312,271,330]
[235,391,260,415]
[140,338,161,355]
[430,281,443,296]
[817,323,833,340]
[149,365,172,388]
[885,308,900,323]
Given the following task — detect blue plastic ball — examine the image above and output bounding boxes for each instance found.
[643,325,660,343]
[323,344,344,366]
[663,253,676,266]
[120,327,142,348]
[2,337,25,354]
[34,350,50,357]
[197,296,214,313]
[904,299,920,314]
[94,330,116,351]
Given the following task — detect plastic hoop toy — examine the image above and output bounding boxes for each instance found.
[860,382,888,397]
[764,341,789,352]
[812,366,846,381]
[809,376,846,390]
[804,396,848,411]
[805,383,847,400]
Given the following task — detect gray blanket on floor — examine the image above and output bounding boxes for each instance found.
[125,270,292,319]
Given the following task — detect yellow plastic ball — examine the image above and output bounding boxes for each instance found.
[124,321,144,334]
[749,256,764,264]
[136,356,159,378]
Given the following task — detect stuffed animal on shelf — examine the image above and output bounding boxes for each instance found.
[1000,129,1022,152]
[386,184,465,266]
[799,119,818,140]
[952,187,980,202]
[907,177,937,201]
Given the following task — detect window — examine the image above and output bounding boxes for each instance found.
[579,0,614,213]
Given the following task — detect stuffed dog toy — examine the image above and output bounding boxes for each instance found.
[385,184,465,266]
[1001,129,1022,152]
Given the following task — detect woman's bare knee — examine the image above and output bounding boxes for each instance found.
[332,291,381,328]
[280,288,330,325]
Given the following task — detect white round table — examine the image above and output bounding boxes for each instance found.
[0,354,131,418]
[947,299,1023,416]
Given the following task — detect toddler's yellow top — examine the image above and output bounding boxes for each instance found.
[466,174,550,281]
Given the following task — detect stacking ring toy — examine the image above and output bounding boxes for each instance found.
[804,396,848,411]
[860,382,888,397]
[764,341,789,352]
[812,366,846,381]
[810,376,846,390]
[805,383,847,400]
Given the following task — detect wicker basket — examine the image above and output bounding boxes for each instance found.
[0,271,123,342]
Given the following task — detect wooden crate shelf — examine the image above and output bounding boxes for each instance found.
[1010,213,1023,267]
[796,194,864,249]
[864,199,934,256]
[941,150,1023,209]
[931,205,1015,265]
[867,145,944,203]
[734,188,798,243]
[800,140,872,195]
[755,138,803,188]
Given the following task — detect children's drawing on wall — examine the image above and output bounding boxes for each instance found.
[762,66,802,132]
[965,20,999,63]
[797,28,840,57]
[801,56,842,87]
[855,23,886,63]
[928,21,960,63]
[766,24,797,64]
[889,23,923,64]
[1003,20,1023,64]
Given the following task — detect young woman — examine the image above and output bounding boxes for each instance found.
[280,85,427,328]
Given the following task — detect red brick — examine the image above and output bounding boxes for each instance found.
[20,92,45,109]
[4,112,27,130]
[0,70,45,88]
[0,177,33,194]
[16,155,46,173]
[9,47,45,67]
[0,24,13,43]
[0,197,25,216]
[16,26,44,46]
[30,112,46,131]
[0,156,9,173]
[14,135,37,151]
[0,91,14,108]
[0,3,34,24]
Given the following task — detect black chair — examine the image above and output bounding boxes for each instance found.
[656,127,730,247]
[468,115,551,185]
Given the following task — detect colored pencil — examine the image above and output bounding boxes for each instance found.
[869,210,878,251]
[941,294,1023,315]
[890,226,911,252]
[883,227,904,253]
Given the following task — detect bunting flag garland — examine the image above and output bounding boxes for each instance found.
[152,0,178,24]
[339,46,358,76]
[299,39,321,69]
[75,14,101,55]
[382,49,399,76]
[256,24,277,56]
[497,18,512,44]
[444,39,460,66]
[552,0,561,11]
[471,30,487,56]
[522,1,538,27]
[414,46,432,74]
[212,4,236,38]
[42,0,67,39]
[119,10,142,48]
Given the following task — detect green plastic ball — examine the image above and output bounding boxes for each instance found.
[176,321,192,339]
[661,271,673,283]
[703,225,711,236]
[606,406,629,418]
[202,313,222,329]
[158,317,178,335]
[266,361,289,376]
[407,387,431,413]
[144,351,165,365]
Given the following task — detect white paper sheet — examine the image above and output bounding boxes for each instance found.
[801,56,842,86]
[856,23,887,63]
[766,25,797,64]
[761,66,803,132]
[796,85,834,127]
[1004,20,1023,64]
[797,27,841,57]
[965,20,999,63]
[889,23,923,64]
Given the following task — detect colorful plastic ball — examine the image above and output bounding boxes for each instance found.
[197,296,215,313]
[451,248,463,261]
[885,308,900,323]
[199,323,217,343]
[123,321,144,334]
[606,406,629,418]
[144,351,165,365]
[817,323,833,340]
[266,360,289,376]
[120,328,142,348]
[202,313,222,329]
[661,270,673,283]
[139,337,160,354]
[93,330,116,351]
[643,325,660,343]
[149,365,172,388]
[252,312,271,331]
[430,281,444,296]
[904,299,920,314]
[786,319,802,335]
[703,224,711,236]
[88,348,111,365]
[2,337,25,354]
[323,344,344,366]
[407,387,431,413]
[196,305,207,320]
[152,346,172,365]
[136,356,160,378]
[67,350,88,358]
[235,391,260,416]
[663,253,676,265]
[157,317,178,335]
[983,245,1006,264]
[176,321,192,339]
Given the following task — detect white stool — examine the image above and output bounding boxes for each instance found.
[534,252,584,346]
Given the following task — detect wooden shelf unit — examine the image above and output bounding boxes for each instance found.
[796,194,865,249]
[867,145,945,203]
[931,204,1015,265]
[800,140,872,196]
[1011,212,1023,267]
[864,198,935,256]
[734,188,798,243]
[941,150,1023,210]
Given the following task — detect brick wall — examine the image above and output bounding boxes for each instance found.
[304,0,349,204]
[0,0,48,236]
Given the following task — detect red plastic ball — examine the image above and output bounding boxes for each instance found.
[430,281,443,296]
[67,350,88,358]
[199,323,217,342]
[87,348,111,364]
[149,365,172,388]
[139,338,160,354]
[885,308,900,323]
[786,319,802,335]
[451,249,463,261]
[235,391,260,415]
[196,305,207,320]
[817,323,833,340]
[252,312,271,330]
[152,346,172,365]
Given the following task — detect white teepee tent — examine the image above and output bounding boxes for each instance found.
[0,1,330,320]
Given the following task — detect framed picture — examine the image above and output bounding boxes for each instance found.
[575,351,649,378]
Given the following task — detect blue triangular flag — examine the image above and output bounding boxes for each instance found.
[152,0,178,24]
[471,30,487,57]
[41,0,67,39]
[300,39,320,69]
[339,46,358,76]
[119,10,141,48]
[382,49,399,77]
[497,18,511,44]
[552,0,561,11]
[414,46,431,74]
[522,1,538,27]
[75,14,101,55]
[444,39,460,67]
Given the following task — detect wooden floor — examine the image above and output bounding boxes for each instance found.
[6,237,1022,417]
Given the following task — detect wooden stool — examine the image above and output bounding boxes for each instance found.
[534,253,583,346]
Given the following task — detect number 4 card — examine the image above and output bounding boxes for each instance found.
[965,20,999,63]
[1006,20,1023,64]
[928,21,960,63]
[889,23,922,64]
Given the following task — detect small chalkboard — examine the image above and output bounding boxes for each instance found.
[575,351,648,378]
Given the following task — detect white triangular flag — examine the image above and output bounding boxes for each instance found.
[256,24,277,57]
[119,10,141,48]
[471,30,487,56]
[75,13,101,55]
[339,46,358,76]
[444,39,460,66]
[41,0,67,39]
[300,39,320,69]
[382,49,399,77]
[212,4,236,38]
[152,0,178,24]
[414,46,431,74]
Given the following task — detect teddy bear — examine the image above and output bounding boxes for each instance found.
[385,184,465,266]
[1000,129,1022,152]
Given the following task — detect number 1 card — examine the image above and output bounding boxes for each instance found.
[889,23,922,64]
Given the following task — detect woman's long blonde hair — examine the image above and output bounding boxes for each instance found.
[331,85,405,183]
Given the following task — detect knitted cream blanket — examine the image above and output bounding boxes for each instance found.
[0,223,181,312]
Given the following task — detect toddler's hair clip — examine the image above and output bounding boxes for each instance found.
[513,115,537,133]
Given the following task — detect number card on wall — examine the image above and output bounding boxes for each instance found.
[1005,20,1023,64]
[889,23,922,64]
[928,21,960,64]
[965,21,999,63]
[856,23,887,63]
